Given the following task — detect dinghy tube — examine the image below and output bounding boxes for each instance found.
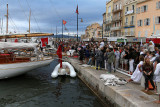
[51,62,76,78]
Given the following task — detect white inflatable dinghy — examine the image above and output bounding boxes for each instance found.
[51,62,76,78]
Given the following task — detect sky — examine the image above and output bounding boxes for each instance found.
[0,0,108,36]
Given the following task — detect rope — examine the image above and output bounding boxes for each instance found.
[25,0,41,33]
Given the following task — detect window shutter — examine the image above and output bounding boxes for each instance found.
[148,18,150,25]
[136,8,138,13]
[142,20,143,26]
[156,2,159,9]
[137,20,139,26]
[155,17,158,24]
[156,30,160,35]
[146,5,148,11]
[145,31,148,37]
[141,7,143,12]
[144,19,146,26]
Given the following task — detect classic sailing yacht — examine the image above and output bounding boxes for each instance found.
[0,4,55,79]
[0,33,54,79]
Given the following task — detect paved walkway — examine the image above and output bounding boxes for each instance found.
[67,57,160,107]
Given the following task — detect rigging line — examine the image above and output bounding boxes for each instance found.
[25,0,41,33]
[8,15,19,33]
[49,0,62,19]
[8,19,16,32]
[17,0,36,33]
[17,0,29,21]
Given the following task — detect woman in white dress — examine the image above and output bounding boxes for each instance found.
[128,55,144,82]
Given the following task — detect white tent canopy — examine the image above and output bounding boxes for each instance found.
[0,42,38,49]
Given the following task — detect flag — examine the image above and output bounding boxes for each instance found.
[57,45,62,68]
[41,37,48,47]
[63,20,67,25]
[76,5,79,14]
[15,39,18,43]
[65,27,68,30]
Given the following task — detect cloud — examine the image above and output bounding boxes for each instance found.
[0,0,107,35]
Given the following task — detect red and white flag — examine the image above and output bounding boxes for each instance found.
[41,37,48,47]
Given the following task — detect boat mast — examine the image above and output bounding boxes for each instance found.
[6,4,8,34]
[0,18,3,34]
[29,9,31,33]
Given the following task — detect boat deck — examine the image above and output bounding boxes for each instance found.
[0,53,53,64]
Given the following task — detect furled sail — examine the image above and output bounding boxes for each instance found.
[0,42,38,49]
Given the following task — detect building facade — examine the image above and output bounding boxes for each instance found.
[103,13,106,37]
[135,0,160,37]
[122,0,137,37]
[85,23,102,39]
[111,0,125,37]
[104,0,114,37]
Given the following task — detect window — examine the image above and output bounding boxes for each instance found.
[155,16,160,24]
[156,30,160,35]
[116,5,118,10]
[138,31,141,37]
[125,29,128,36]
[120,4,122,9]
[136,7,140,14]
[141,5,148,12]
[126,7,129,12]
[126,17,128,25]
[145,31,148,37]
[115,23,117,27]
[156,1,160,9]
[132,5,134,10]
[144,18,150,26]
[108,6,111,13]
[131,16,134,25]
[138,20,143,26]
[130,28,134,36]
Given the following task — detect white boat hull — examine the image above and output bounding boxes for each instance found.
[0,59,53,79]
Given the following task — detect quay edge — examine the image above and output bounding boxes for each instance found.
[67,58,159,107]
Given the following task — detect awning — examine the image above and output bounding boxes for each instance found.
[127,37,146,42]
[146,38,160,44]
[107,37,118,41]
[117,39,127,42]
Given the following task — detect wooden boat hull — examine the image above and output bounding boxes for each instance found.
[0,59,53,79]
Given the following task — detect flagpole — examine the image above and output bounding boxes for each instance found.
[77,6,78,42]
[62,20,63,41]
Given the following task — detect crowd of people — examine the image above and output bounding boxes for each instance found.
[56,40,160,92]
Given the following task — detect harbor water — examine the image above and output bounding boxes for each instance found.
[0,60,105,107]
